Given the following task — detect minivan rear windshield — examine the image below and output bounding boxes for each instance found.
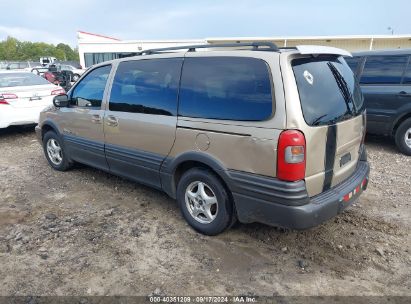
[292,56,364,126]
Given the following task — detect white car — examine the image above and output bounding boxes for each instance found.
[0,71,65,129]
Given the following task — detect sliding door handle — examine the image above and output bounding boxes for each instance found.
[397,91,411,97]
[91,114,102,124]
[106,115,119,127]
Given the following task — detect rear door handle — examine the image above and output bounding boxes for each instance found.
[91,114,102,124]
[396,91,411,97]
[106,115,119,127]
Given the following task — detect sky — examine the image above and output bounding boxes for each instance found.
[0,0,410,47]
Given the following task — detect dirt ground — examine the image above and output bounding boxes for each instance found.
[0,126,410,297]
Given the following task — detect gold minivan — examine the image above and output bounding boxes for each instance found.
[36,43,370,235]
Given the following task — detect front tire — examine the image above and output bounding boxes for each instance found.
[42,131,72,171]
[177,168,234,235]
[395,118,411,156]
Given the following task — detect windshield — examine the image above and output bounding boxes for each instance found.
[0,72,51,88]
[292,55,364,126]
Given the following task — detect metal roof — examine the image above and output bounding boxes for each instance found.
[206,35,411,41]
[78,31,411,44]
[352,48,411,56]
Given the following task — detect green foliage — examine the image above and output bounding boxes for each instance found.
[0,36,79,62]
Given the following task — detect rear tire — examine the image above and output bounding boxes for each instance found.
[395,118,411,156]
[42,131,72,171]
[177,168,234,235]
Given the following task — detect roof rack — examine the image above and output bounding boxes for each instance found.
[137,42,279,55]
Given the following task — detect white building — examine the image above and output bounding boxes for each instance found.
[77,31,205,68]
[77,31,411,68]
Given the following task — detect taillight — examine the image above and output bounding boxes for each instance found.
[51,88,65,95]
[0,93,17,105]
[277,130,306,182]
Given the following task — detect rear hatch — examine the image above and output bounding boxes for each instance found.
[291,55,365,196]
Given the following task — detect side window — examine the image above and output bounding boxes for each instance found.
[179,57,273,121]
[401,57,411,84]
[109,58,182,116]
[344,57,362,75]
[360,55,408,84]
[70,65,111,108]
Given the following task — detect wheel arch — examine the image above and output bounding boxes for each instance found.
[392,109,411,136]
[40,120,61,140]
[161,152,232,199]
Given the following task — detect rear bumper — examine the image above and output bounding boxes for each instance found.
[232,161,370,229]
[0,106,45,129]
[0,115,38,128]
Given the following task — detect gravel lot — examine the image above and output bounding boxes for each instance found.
[0,126,410,296]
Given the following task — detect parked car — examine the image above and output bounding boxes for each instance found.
[42,65,72,91]
[40,57,57,66]
[31,66,49,76]
[36,43,369,235]
[345,49,411,155]
[6,61,42,71]
[0,71,65,129]
[50,63,85,81]
[58,61,83,69]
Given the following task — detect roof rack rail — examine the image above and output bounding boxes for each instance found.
[137,42,279,55]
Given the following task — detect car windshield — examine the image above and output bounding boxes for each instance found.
[292,55,364,126]
[0,72,51,88]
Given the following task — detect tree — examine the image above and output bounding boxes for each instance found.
[0,37,19,60]
[0,37,79,62]
[56,43,79,61]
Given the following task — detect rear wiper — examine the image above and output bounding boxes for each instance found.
[328,113,352,125]
[327,62,355,116]
[312,113,350,126]
[311,114,327,126]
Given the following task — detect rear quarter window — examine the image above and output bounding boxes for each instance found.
[402,58,411,84]
[345,56,362,75]
[178,57,274,121]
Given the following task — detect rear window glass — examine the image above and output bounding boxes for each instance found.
[179,57,273,121]
[360,55,408,84]
[292,56,364,126]
[0,72,50,88]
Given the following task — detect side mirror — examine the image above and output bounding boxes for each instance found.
[53,94,69,107]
